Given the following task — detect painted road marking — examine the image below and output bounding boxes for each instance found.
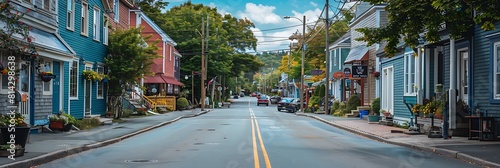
[249,108,272,168]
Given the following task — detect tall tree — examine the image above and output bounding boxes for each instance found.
[105,27,160,119]
[356,0,500,56]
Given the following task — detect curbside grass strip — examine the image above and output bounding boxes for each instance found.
[296,113,499,168]
[0,110,211,168]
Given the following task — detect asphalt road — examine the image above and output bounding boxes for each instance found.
[39,96,480,168]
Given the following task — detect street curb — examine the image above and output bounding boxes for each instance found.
[296,113,500,168]
[0,110,212,168]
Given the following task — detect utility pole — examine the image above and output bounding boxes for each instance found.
[288,43,291,97]
[324,0,330,114]
[201,17,206,111]
[300,15,306,112]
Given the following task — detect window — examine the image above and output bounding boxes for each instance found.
[113,0,119,22]
[168,84,172,94]
[494,42,500,99]
[93,7,100,41]
[41,61,53,95]
[70,60,78,98]
[66,0,75,30]
[404,52,416,95]
[333,50,337,66]
[0,55,8,94]
[97,65,104,98]
[103,15,109,45]
[24,0,56,12]
[80,2,88,36]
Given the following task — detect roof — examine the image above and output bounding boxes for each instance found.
[134,10,177,46]
[329,31,351,49]
[344,45,369,64]
[144,72,184,86]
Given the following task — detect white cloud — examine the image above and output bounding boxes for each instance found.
[237,3,282,24]
[208,2,216,8]
[310,2,318,7]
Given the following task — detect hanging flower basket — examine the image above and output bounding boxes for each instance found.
[372,71,380,78]
[40,74,56,82]
[82,70,104,81]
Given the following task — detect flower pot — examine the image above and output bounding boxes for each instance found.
[62,123,73,132]
[40,74,56,82]
[0,148,25,157]
[367,115,380,122]
[0,127,30,148]
[49,121,64,129]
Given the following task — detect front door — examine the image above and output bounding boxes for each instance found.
[382,66,394,115]
[459,51,468,103]
[52,61,60,114]
[18,62,30,124]
[84,65,92,116]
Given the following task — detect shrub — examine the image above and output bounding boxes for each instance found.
[331,100,340,112]
[371,98,380,115]
[177,98,189,110]
[75,117,100,130]
[308,96,320,108]
[318,85,325,98]
[346,95,361,111]
[122,109,133,118]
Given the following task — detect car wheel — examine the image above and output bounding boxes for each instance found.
[257,104,259,106]
[266,103,268,106]
[277,108,281,112]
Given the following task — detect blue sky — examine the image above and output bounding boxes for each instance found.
[165,0,354,53]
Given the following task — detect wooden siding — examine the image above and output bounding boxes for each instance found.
[472,21,500,114]
[381,55,412,119]
[59,0,108,119]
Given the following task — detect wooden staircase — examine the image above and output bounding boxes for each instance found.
[344,106,371,118]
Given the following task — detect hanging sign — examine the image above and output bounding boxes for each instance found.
[343,68,351,78]
[352,66,368,78]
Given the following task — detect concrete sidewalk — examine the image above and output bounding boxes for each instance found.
[0,109,210,168]
[296,112,500,168]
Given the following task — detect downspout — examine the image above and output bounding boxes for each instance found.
[417,47,423,104]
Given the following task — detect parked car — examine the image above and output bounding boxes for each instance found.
[257,95,269,106]
[251,92,257,97]
[277,98,295,112]
[288,99,307,112]
[270,96,281,104]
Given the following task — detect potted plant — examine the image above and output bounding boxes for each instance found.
[82,70,102,81]
[48,111,76,131]
[39,71,56,82]
[367,98,381,122]
[372,71,380,79]
[0,144,24,157]
[0,113,30,148]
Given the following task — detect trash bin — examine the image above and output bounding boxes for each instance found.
[359,110,369,119]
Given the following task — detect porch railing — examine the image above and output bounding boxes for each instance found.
[146,96,176,111]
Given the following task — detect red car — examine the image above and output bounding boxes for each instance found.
[257,95,269,106]
[251,92,257,97]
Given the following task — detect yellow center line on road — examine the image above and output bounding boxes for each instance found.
[249,108,272,168]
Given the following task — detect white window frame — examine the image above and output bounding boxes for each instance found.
[80,2,88,36]
[66,0,75,31]
[96,64,104,99]
[0,55,10,94]
[113,0,119,22]
[93,7,101,41]
[41,60,53,95]
[69,60,79,99]
[404,52,416,95]
[103,15,109,45]
[494,42,500,99]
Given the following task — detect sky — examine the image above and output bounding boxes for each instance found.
[165,0,355,54]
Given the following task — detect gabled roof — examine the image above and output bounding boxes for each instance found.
[134,10,177,46]
[329,31,351,49]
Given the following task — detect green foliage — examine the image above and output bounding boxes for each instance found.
[371,98,380,115]
[60,111,76,125]
[177,97,189,109]
[331,100,340,112]
[318,85,325,98]
[308,96,320,108]
[105,27,160,94]
[346,95,361,113]
[122,109,133,118]
[75,117,100,130]
[357,1,500,57]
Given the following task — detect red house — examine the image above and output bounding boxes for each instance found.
[130,10,183,96]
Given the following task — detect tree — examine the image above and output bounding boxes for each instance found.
[105,27,160,119]
[138,1,263,101]
[356,0,500,56]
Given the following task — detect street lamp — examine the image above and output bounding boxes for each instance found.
[185,72,195,105]
[284,15,306,112]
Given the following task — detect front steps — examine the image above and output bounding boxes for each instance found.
[345,106,371,118]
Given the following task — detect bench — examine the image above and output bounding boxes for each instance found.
[223,102,231,108]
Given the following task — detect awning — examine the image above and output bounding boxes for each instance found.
[0,21,75,61]
[144,73,184,86]
[344,45,369,64]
